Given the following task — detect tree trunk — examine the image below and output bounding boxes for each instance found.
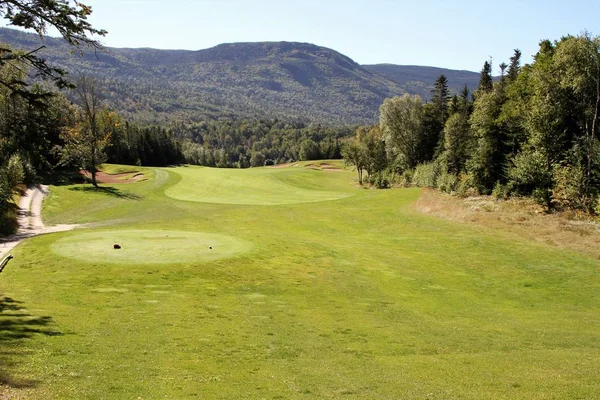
[91,166,97,187]
[91,148,98,187]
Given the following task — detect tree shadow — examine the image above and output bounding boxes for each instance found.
[0,296,63,390]
[39,168,87,187]
[69,185,142,200]
[0,203,19,237]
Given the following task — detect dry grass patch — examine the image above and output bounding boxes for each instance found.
[416,188,600,259]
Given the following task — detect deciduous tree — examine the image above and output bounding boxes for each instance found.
[380,94,424,171]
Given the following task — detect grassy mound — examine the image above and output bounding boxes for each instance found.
[164,164,355,205]
[51,229,253,264]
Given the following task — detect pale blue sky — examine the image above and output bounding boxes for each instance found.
[16,0,600,72]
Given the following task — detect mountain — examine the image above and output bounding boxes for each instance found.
[362,64,480,98]
[0,28,480,124]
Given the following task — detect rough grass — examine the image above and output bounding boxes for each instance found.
[0,165,599,399]
[416,188,600,260]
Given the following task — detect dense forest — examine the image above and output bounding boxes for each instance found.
[343,33,600,213]
[0,28,481,125]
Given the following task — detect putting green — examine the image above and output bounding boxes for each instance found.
[164,165,354,205]
[51,229,253,264]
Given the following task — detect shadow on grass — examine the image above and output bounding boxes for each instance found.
[0,296,63,390]
[40,169,86,187]
[69,185,142,200]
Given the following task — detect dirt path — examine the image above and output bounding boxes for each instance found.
[0,185,78,259]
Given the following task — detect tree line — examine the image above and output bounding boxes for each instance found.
[344,33,600,214]
[173,119,349,168]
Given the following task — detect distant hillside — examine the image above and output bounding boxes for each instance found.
[0,28,479,124]
[363,64,480,97]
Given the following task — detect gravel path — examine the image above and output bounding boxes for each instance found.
[0,185,78,259]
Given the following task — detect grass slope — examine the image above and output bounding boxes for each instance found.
[165,163,354,205]
[0,164,599,399]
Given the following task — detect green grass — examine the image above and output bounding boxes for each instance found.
[1,163,599,399]
[164,163,355,205]
[51,229,253,265]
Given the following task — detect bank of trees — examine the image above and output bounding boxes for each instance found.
[174,119,350,168]
[344,33,600,213]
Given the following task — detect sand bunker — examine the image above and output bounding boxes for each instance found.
[79,170,145,184]
[304,163,343,172]
[319,163,343,172]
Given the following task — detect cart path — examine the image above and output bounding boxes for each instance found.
[0,185,78,259]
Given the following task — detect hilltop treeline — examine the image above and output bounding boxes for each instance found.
[105,118,350,168]
[344,33,600,213]
[171,120,349,168]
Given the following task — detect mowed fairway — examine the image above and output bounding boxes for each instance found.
[165,165,354,205]
[1,162,599,399]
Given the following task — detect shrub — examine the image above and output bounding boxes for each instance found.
[506,149,552,195]
[412,160,443,188]
[0,154,25,203]
[456,173,477,198]
[552,164,589,211]
[374,173,390,189]
[368,171,391,189]
[399,169,413,187]
[492,181,509,200]
[532,188,553,210]
[437,170,459,194]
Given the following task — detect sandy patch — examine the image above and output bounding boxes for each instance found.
[304,163,343,172]
[79,170,145,184]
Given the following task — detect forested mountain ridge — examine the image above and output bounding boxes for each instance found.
[0,28,479,124]
[363,64,480,98]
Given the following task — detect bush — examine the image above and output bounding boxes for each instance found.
[552,164,589,211]
[368,171,391,189]
[399,169,413,187]
[412,160,443,188]
[492,181,509,200]
[532,188,553,210]
[506,149,552,195]
[456,173,477,198]
[374,173,390,189]
[437,170,459,194]
[0,154,25,203]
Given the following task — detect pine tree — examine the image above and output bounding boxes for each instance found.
[431,74,450,114]
[507,49,522,81]
[478,61,494,93]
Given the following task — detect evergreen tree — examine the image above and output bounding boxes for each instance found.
[424,74,451,158]
[431,74,450,114]
[477,61,494,93]
[507,49,522,81]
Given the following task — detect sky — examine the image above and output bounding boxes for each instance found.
[10,0,600,72]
